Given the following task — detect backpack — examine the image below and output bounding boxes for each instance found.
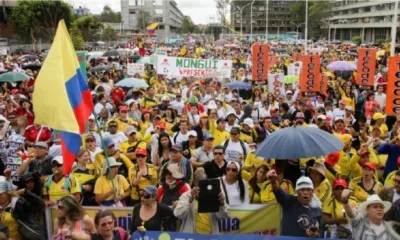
[223,139,247,157]
[45,175,71,193]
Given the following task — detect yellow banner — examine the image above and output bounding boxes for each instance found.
[47,204,281,235]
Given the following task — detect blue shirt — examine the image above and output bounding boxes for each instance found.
[378,142,399,178]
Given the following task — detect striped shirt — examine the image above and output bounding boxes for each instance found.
[351,212,392,240]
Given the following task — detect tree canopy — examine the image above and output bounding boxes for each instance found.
[178,16,201,34]
[102,24,118,43]
[72,16,104,42]
[9,0,73,41]
[136,10,152,31]
[99,5,121,23]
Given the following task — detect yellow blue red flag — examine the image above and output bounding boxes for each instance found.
[32,20,93,175]
[146,22,159,35]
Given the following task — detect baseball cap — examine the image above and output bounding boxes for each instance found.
[230,127,241,135]
[295,176,314,191]
[52,156,63,165]
[188,130,197,137]
[286,90,293,95]
[325,152,340,166]
[317,115,327,120]
[161,96,170,102]
[295,112,305,119]
[334,116,344,122]
[333,178,347,189]
[103,138,114,148]
[125,126,137,136]
[34,142,48,149]
[171,143,182,152]
[203,133,215,141]
[345,106,353,111]
[142,185,158,197]
[119,106,128,111]
[373,113,386,120]
[242,118,254,128]
[135,148,148,156]
[363,162,376,171]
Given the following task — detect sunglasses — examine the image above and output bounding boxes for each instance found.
[86,139,95,143]
[52,163,63,168]
[100,220,114,228]
[136,154,146,158]
[120,111,127,113]
[214,152,224,156]
[226,167,238,172]
[140,194,151,199]
[109,125,117,128]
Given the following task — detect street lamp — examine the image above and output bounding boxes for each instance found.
[237,2,252,38]
[265,0,269,41]
[290,22,305,41]
[305,0,309,53]
[272,22,285,40]
[320,20,331,44]
[391,0,399,56]
[250,0,256,42]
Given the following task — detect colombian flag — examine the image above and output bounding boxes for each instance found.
[32,20,93,176]
[146,22,159,35]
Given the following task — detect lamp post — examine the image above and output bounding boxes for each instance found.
[305,0,308,53]
[290,22,305,41]
[250,0,255,42]
[273,22,285,40]
[265,0,269,41]
[391,0,399,56]
[237,2,252,38]
[321,19,331,44]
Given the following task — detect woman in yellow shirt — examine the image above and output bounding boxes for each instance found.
[371,113,389,139]
[260,164,295,203]
[337,82,355,110]
[94,157,131,207]
[349,162,383,203]
[248,165,269,204]
[127,148,158,206]
[132,108,152,135]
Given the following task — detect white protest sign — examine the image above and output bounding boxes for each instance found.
[156,56,232,78]
[127,63,145,75]
[268,73,285,97]
[288,62,302,76]
[0,47,9,55]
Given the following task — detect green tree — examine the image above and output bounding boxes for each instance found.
[9,0,73,41]
[102,24,117,43]
[178,16,201,34]
[69,24,85,50]
[99,5,121,23]
[72,16,104,42]
[136,10,152,32]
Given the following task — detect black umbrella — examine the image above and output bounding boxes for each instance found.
[22,63,42,70]
[334,70,353,80]
[21,55,39,60]
[103,50,120,57]
[88,65,108,73]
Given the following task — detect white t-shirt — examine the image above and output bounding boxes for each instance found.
[221,139,250,162]
[221,177,249,206]
[88,147,102,163]
[96,83,112,96]
[375,92,386,111]
[393,191,400,202]
[170,100,185,116]
[173,131,190,145]
[332,108,345,120]
[94,102,113,115]
[102,131,127,149]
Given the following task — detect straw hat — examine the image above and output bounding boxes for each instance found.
[101,157,122,175]
[308,162,326,177]
[359,194,391,214]
[166,164,184,179]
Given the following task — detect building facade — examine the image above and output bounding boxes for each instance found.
[327,0,400,43]
[120,0,184,40]
[229,0,299,38]
[0,0,17,38]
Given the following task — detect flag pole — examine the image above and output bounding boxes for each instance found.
[92,111,115,188]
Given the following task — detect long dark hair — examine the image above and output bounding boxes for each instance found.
[57,195,85,228]
[248,165,269,195]
[157,132,172,157]
[228,162,245,203]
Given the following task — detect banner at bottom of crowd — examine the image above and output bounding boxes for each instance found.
[130,231,329,240]
[45,204,281,239]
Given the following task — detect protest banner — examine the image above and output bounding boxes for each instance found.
[252,44,269,81]
[357,48,376,87]
[156,56,232,78]
[130,231,328,240]
[386,56,400,114]
[46,204,281,239]
[269,55,277,66]
[268,73,285,97]
[300,55,320,93]
[320,74,328,94]
[292,52,302,62]
[127,63,145,75]
[0,47,9,55]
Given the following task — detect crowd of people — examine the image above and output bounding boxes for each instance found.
[0,34,399,240]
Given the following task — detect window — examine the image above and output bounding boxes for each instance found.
[375,28,386,40]
[154,0,163,5]
[343,29,350,40]
[129,9,137,14]
[364,6,371,12]
[155,9,163,14]
[352,29,360,38]
[335,29,341,40]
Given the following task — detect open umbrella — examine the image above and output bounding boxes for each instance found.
[255,126,344,159]
[137,56,155,65]
[202,50,216,57]
[215,40,229,46]
[115,78,149,88]
[20,55,39,60]
[225,81,252,90]
[88,65,108,73]
[22,63,42,71]
[327,61,357,71]
[284,75,299,84]
[0,72,30,82]
[103,50,120,57]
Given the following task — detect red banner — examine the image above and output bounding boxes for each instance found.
[300,55,321,92]
[320,74,328,94]
[293,52,302,62]
[357,48,377,86]
[386,57,400,114]
[269,55,277,66]
[252,44,269,81]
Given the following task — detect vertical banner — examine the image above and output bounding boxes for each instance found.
[320,74,328,94]
[76,51,87,80]
[386,56,400,114]
[293,52,302,62]
[269,55,277,66]
[252,44,269,81]
[300,55,321,92]
[268,73,285,97]
[357,48,376,86]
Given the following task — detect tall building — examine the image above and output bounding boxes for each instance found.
[327,0,400,42]
[120,0,184,40]
[0,0,17,38]
[229,0,299,38]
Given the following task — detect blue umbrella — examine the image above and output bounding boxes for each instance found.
[255,126,344,159]
[225,81,252,90]
[115,78,149,88]
[327,61,357,71]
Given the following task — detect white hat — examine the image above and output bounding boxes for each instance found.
[52,156,64,165]
[207,100,217,110]
[101,157,122,175]
[345,106,353,111]
[286,90,293,95]
[188,130,197,137]
[166,164,184,179]
[295,176,314,191]
[242,118,254,128]
[359,194,392,214]
[161,96,170,101]
[88,114,95,120]
[317,115,326,120]
[334,116,344,122]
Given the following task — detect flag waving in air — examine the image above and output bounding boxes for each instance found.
[146,22,159,35]
[32,20,93,176]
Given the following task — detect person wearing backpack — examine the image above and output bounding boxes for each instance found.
[90,210,129,240]
[221,127,250,163]
[43,156,81,207]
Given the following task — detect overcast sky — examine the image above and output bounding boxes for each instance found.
[69,0,218,24]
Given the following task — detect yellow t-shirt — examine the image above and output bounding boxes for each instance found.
[248,182,264,204]
[338,148,357,179]
[94,175,130,201]
[127,164,158,200]
[139,121,152,135]
[72,163,98,185]
[43,175,81,201]
[209,120,230,146]
[322,196,358,221]
[385,170,397,187]
[349,177,384,203]
[194,201,212,234]
[0,204,21,240]
[314,178,332,206]
[243,150,274,176]
[240,129,257,144]
[107,117,138,133]
[140,96,159,109]
[260,179,294,203]
[119,140,147,156]
[369,124,389,138]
